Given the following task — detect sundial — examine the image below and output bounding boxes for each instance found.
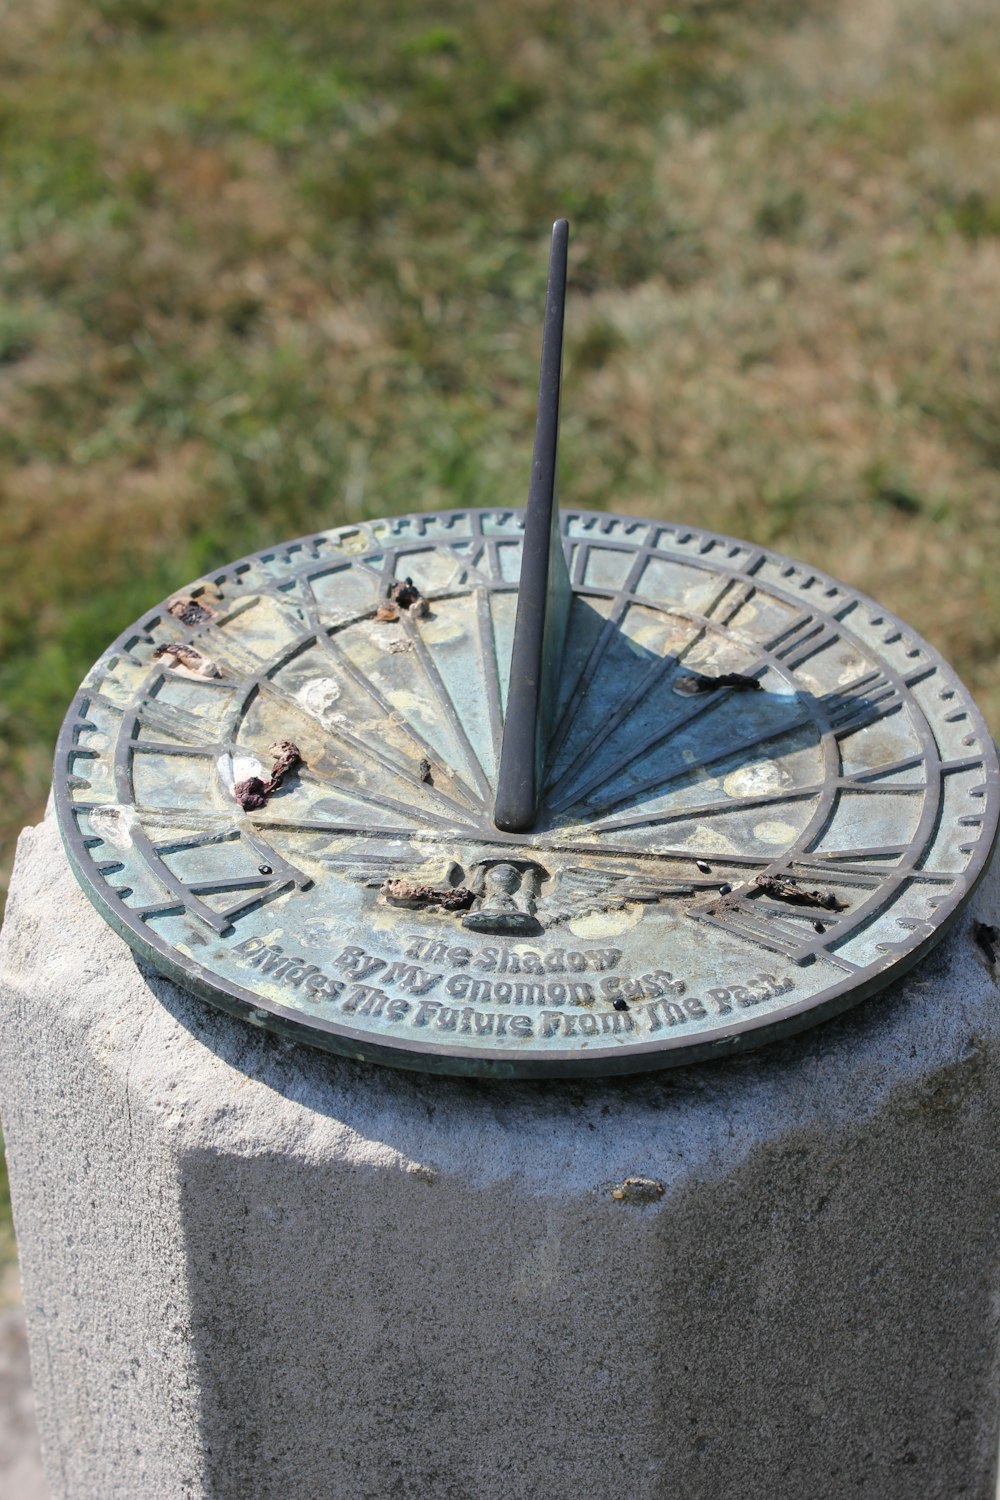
[54,223,999,1078]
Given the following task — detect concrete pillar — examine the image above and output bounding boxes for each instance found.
[1,809,999,1500]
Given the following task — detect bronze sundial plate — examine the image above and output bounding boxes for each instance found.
[54,508,999,1078]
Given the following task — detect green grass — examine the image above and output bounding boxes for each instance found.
[1,0,999,1272]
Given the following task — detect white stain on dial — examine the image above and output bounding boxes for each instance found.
[88,805,136,850]
[297,676,343,725]
[753,819,800,845]
[219,753,267,789]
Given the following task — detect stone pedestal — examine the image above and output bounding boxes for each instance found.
[2,810,999,1500]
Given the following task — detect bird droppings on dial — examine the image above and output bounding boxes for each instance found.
[380,879,476,911]
[418,758,433,785]
[233,740,302,812]
[167,595,215,626]
[375,603,400,623]
[389,576,429,618]
[752,874,846,911]
[232,779,269,812]
[153,642,222,678]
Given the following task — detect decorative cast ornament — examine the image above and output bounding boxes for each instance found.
[53,225,999,1077]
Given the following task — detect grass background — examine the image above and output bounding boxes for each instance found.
[0,0,998,1291]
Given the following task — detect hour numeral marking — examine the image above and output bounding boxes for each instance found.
[690,896,858,970]
[132,698,220,749]
[826,671,902,737]
[768,615,843,670]
[125,823,313,934]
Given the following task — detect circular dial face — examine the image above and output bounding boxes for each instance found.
[54,508,999,1078]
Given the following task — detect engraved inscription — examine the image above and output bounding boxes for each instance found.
[705,976,794,1015]
[230,936,793,1047]
[401,935,622,973]
[233,937,346,1000]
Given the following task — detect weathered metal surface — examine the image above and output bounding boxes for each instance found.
[53,508,999,1077]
